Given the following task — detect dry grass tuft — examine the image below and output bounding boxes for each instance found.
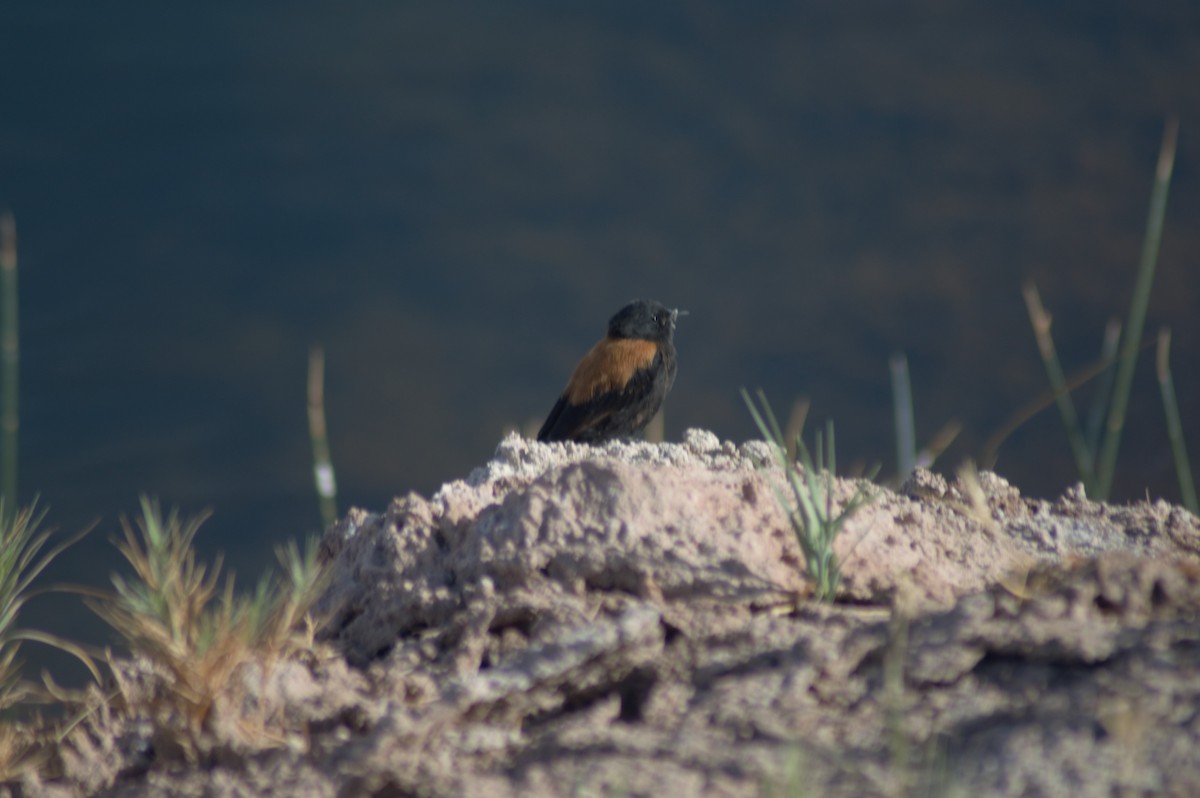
[0,502,98,779]
[83,497,329,760]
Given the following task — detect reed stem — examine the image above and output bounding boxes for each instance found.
[1156,328,1198,514]
[889,353,917,479]
[1095,116,1179,499]
[307,347,338,528]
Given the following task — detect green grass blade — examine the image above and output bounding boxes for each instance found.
[824,420,836,478]
[755,388,787,448]
[889,353,917,480]
[1156,328,1198,514]
[1084,318,1122,460]
[741,388,773,449]
[1096,116,1179,499]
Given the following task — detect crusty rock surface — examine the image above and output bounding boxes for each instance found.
[24,430,1200,797]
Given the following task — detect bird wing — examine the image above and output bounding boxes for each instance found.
[537,394,571,441]
[537,342,662,442]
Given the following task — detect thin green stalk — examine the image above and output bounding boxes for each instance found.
[307,347,338,528]
[1022,281,1094,489]
[0,212,18,520]
[889,352,916,479]
[1084,318,1122,460]
[1156,329,1198,514]
[1096,116,1179,499]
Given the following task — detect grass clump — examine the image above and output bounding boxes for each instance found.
[742,389,878,602]
[83,496,328,758]
[0,501,98,778]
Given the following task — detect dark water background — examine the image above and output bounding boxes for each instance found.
[2,2,1199,682]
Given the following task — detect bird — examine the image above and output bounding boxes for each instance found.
[537,299,681,443]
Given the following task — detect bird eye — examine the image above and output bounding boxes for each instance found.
[653,313,662,324]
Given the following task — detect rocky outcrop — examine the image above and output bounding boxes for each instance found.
[34,431,1200,797]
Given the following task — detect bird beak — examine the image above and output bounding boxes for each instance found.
[671,309,687,327]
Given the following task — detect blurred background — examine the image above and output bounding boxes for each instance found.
[1,2,1198,680]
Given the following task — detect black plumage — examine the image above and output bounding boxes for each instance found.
[538,299,681,443]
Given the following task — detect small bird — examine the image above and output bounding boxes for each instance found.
[538,299,682,443]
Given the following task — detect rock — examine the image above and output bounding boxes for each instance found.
[37,430,1200,798]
